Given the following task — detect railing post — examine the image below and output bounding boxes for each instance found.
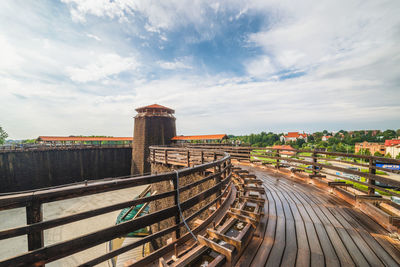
[276,149,280,169]
[213,152,217,174]
[368,157,376,195]
[187,150,190,167]
[312,150,318,176]
[165,149,168,165]
[172,175,181,240]
[26,200,44,252]
[216,163,222,208]
[201,151,204,165]
[153,149,156,163]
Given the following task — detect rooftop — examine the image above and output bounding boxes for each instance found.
[37,136,133,142]
[285,132,308,138]
[135,104,175,114]
[171,134,228,141]
[385,139,400,146]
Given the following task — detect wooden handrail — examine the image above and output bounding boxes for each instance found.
[0,146,231,267]
[1,173,232,266]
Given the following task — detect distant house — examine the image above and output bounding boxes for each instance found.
[171,134,228,143]
[321,135,332,142]
[385,139,400,158]
[280,132,308,143]
[354,141,385,155]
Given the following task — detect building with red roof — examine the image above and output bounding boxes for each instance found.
[37,136,133,144]
[322,135,332,141]
[385,139,400,158]
[172,134,228,143]
[280,132,308,143]
[385,139,400,147]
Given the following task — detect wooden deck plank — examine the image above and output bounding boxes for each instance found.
[278,187,311,267]
[273,187,297,267]
[249,188,276,266]
[264,189,287,267]
[289,187,356,267]
[342,205,400,264]
[327,206,385,266]
[276,174,369,267]
[336,206,398,267]
[291,190,340,267]
[232,165,400,267]
[285,192,325,267]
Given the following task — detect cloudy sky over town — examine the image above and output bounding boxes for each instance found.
[1,0,399,139]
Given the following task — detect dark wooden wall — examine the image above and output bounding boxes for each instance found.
[0,147,132,193]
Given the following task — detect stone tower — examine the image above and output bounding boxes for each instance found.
[131,104,176,174]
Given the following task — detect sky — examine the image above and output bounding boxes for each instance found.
[1,0,399,139]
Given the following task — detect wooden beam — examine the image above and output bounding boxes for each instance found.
[243,186,265,194]
[243,179,262,185]
[206,229,242,252]
[328,182,353,188]
[230,208,261,221]
[238,196,265,205]
[356,195,392,203]
[227,211,257,228]
[197,235,233,264]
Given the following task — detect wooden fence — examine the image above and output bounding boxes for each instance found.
[184,145,400,198]
[0,147,232,266]
[0,143,132,152]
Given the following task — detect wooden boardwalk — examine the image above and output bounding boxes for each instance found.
[237,166,400,267]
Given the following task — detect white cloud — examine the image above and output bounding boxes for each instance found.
[0,35,24,71]
[158,58,192,70]
[245,55,275,77]
[247,0,400,77]
[86,33,101,41]
[65,53,139,82]
[1,0,399,140]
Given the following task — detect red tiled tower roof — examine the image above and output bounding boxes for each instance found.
[135,104,175,114]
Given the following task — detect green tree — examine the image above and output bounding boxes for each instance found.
[374,151,384,157]
[396,153,400,159]
[0,126,8,145]
[383,129,396,140]
[296,138,305,147]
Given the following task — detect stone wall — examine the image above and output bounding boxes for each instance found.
[150,163,217,247]
[0,147,132,193]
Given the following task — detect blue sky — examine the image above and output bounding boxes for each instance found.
[1,0,399,139]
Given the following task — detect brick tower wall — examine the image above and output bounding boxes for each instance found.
[131,116,176,174]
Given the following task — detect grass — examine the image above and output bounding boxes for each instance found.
[298,152,312,157]
[335,178,400,196]
[360,168,387,175]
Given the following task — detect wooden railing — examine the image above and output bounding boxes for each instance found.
[0,147,232,266]
[183,145,400,199]
[0,143,132,152]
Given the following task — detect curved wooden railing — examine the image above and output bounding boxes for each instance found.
[184,144,400,199]
[0,147,232,266]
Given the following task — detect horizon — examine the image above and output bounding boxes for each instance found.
[5,128,399,141]
[1,1,400,139]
